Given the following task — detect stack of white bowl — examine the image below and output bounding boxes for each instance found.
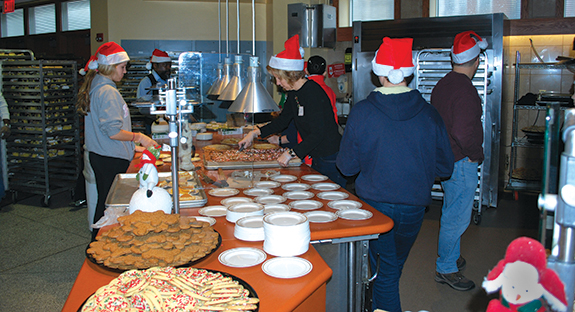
[263,211,310,256]
[234,215,265,241]
[226,202,264,223]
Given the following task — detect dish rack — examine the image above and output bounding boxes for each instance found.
[1,60,80,206]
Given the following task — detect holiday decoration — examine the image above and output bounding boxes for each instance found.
[482,237,567,312]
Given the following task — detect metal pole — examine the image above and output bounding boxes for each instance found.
[544,108,575,312]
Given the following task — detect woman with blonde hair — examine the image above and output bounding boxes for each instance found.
[77,42,157,239]
[239,35,345,186]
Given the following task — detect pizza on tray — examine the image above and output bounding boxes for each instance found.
[205,146,287,162]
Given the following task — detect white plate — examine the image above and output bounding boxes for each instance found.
[209,188,240,197]
[218,247,267,268]
[281,183,311,191]
[283,191,314,200]
[234,215,265,241]
[255,195,286,205]
[327,200,363,210]
[304,211,338,223]
[264,204,290,214]
[193,216,216,226]
[261,257,313,279]
[311,182,341,191]
[317,191,349,201]
[221,197,254,207]
[243,188,274,197]
[336,208,373,220]
[301,174,328,182]
[288,200,323,210]
[270,174,298,183]
[198,205,228,217]
[254,181,281,189]
[263,211,308,226]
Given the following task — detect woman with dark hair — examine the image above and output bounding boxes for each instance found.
[77,42,157,239]
[238,35,345,187]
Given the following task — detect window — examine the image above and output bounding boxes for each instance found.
[352,0,394,22]
[566,0,575,17]
[29,4,56,35]
[62,0,91,31]
[1,8,24,37]
[436,0,520,19]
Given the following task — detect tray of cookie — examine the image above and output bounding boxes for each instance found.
[105,171,208,209]
[86,210,222,272]
[79,266,259,312]
[203,144,302,170]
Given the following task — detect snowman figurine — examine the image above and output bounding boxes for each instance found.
[482,237,567,312]
[136,145,162,197]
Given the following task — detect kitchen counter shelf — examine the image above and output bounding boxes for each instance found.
[1,60,80,206]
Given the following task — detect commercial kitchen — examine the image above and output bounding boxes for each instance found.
[1,0,575,311]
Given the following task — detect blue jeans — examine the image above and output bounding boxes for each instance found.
[436,157,478,274]
[311,152,347,188]
[364,199,426,312]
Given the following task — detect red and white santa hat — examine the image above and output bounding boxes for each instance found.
[146,49,171,70]
[482,237,568,312]
[269,35,305,71]
[79,54,98,76]
[89,42,130,70]
[371,37,415,85]
[451,30,488,64]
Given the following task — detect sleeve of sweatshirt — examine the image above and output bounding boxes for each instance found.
[96,85,126,138]
[336,110,360,176]
[435,114,455,178]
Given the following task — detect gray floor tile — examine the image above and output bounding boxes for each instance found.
[0,213,88,272]
[0,271,76,312]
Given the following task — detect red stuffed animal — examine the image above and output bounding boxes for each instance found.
[482,237,567,312]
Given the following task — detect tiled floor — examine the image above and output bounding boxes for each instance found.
[0,190,541,312]
[0,192,91,312]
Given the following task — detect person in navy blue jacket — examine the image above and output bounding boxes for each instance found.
[336,37,454,312]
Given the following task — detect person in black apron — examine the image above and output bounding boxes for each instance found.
[136,49,172,135]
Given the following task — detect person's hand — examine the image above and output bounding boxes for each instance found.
[277,150,293,167]
[267,135,280,145]
[1,125,10,140]
[135,133,158,149]
[134,145,146,153]
[238,130,259,150]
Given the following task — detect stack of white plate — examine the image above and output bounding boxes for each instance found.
[226,202,264,223]
[263,212,310,257]
[234,215,265,241]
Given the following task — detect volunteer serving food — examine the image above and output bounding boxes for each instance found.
[239,35,346,187]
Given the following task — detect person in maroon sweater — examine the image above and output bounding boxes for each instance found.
[431,30,486,291]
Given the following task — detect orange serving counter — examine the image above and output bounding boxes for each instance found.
[63,133,394,312]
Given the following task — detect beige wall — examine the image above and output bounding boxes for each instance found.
[90,0,268,54]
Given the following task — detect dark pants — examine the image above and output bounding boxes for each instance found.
[364,199,425,312]
[311,152,347,188]
[89,152,129,239]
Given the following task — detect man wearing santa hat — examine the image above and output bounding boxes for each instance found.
[336,37,454,312]
[137,48,172,134]
[431,30,487,291]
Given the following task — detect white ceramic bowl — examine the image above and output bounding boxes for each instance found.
[226,202,264,223]
[196,132,213,141]
[234,215,265,241]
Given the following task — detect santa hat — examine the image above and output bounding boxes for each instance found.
[269,35,305,71]
[482,237,567,312]
[451,30,488,64]
[146,49,171,70]
[90,42,129,69]
[371,37,415,85]
[79,54,98,76]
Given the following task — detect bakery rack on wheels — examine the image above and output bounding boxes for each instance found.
[1,60,80,207]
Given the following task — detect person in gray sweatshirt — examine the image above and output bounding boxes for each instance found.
[77,42,157,239]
